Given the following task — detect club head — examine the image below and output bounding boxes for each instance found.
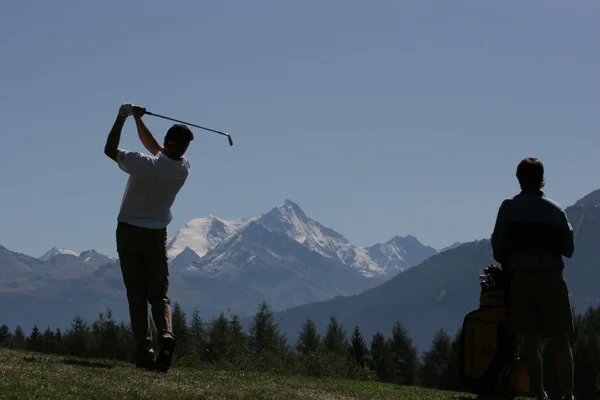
[227,135,233,146]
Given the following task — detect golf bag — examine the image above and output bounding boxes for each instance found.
[458,264,530,399]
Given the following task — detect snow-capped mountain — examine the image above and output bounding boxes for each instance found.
[254,200,436,278]
[255,200,383,277]
[163,199,437,279]
[365,235,438,276]
[39,247,78,261]
[38,247,115,270]
[78,249,116,268]
[167,215,257,260]
[191,221,377,308]
[170,247,203,270]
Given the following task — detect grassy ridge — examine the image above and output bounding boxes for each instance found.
[0,348,480,400]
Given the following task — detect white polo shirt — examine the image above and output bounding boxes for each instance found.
[116,149,190,229]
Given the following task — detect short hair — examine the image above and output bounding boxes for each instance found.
[164,124,194,145]
[516,157,545,190]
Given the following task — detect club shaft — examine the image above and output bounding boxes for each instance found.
[145,111,228,137]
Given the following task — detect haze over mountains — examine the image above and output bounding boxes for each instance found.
[0,199,439,333]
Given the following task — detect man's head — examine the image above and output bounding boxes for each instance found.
[163,124,194,159]
[516,157,545,191]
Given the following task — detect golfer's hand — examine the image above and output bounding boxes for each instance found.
[118,103,133,119]
[132,105,146,119]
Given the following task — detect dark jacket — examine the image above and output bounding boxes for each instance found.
[491,190,574,271]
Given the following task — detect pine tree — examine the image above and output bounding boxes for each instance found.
[296,318,321,355]
[90,311,105,357]
[0,324,11,346]
[207,313,230,362]
[348,326,368,367]
[54,327,64,354]
[389,321,419,385]
[104,309,120,358]
[171,302,190,356]
[64,316,90,356]
[227,315,248,361]
[116,322,134,362]
[189,309,207,359]
[439,328,463,391]
[249,302,285,356]
[42,326,56,354]
[370,331,393,382]
[572,309,600,399]
[26,325,42,352]
[420,329,452,388]
[11,325,26,349]
[91,309,120,359]
[323,316,347,355]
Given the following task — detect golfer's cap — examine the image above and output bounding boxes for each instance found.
[165,124,194,144]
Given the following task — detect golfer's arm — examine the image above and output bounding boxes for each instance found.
[104,116,126,162]
[559,210,575,258]
[490,202,507,262]
[134,116,163,156]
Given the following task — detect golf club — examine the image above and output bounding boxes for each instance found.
[144,110,234,146]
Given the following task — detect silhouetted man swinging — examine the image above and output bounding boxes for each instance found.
[104,103,194,372]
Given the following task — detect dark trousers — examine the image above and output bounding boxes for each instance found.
[116,222,173,359]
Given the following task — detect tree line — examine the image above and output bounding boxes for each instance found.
[1,302,600,398]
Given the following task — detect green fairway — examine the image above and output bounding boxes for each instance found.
[0,348,485,400]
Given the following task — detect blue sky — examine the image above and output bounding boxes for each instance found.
[1,1,598,258]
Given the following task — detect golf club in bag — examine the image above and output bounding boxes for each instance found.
[144,110,233,147]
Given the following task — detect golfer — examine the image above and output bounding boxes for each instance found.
[104,103,193,372]
[491,157,575,400]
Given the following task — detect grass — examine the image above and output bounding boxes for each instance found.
[0,348,485,400]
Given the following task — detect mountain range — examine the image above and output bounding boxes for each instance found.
[0,199,439,333]
[166,200,440,279]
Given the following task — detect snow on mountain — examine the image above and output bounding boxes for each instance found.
[37,247,115,271]
[170,247,202,270]
[192,221,375,306]
[252,200,438,278]
[78,249,116,268]
[167,215,257,260]
[39,247,79,261]
[365,235,438,276]
[255,200,383,277]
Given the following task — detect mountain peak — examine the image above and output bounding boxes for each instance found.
[167,215,256,259]
[280,199,308,218]
[283,199,300,207]
[389,234,419,243]
[574,188,600,207]
[39,247,79,261]
[77,249,116,266]
[169,246,201,269]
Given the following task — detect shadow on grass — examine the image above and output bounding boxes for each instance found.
[61,358,115,369]
[23,356,115,369]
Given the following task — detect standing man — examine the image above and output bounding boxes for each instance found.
[491,157,575,400]
[104,103,193,372]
